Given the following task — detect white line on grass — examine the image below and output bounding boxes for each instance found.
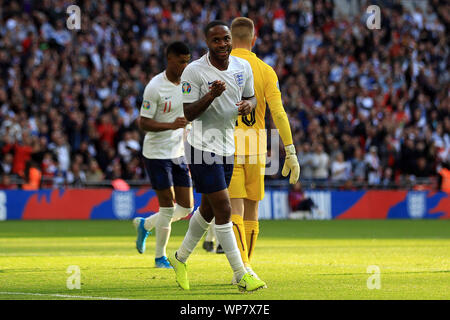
[0,291,134,300]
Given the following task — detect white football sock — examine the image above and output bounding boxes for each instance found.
[146,204,193,231]
[204,218,216,242]
[172,204,194,222]
[144,212,159,231]
[214,222,246,281]
[176,208,210,263]
[155,207,174,258]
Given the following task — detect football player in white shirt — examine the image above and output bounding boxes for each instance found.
[167,21,267,292]
[133,42,194,269]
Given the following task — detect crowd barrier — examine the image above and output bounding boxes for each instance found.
[0,189,448,220]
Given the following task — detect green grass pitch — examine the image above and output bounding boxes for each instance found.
[0,219,449,300]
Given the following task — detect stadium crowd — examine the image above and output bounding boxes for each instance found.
[0,0,449,190]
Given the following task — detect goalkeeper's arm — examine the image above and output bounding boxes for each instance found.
[265,68,300,184]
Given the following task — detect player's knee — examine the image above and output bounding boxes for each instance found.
[156,189,175,206]
[215,200,232,224]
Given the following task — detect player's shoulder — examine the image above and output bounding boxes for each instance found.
[143,72,166,98]
[230,55,251,68]
[256,57,276,74]
[230,55,253,77]
[185,54,208,70]
[145,71,166,90]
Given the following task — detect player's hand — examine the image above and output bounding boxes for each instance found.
[209,80,226,98]
[171,117,188,129]
[282,144,300,184]
[236,100,254,116]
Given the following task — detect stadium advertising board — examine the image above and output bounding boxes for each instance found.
[0,189,448,220]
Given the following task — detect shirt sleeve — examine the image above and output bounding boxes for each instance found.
[140,83,159,119]
[180,64,201,103]
[242,60,255,98]
[264,64,294,146]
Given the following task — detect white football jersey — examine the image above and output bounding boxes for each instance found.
[181,53,254,156]
[140,71,185,159]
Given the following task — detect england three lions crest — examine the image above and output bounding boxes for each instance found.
[407,192,426,219]
[233,72,244,88]
[112,191,135,220]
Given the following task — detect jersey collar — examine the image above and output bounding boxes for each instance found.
[206,52,230,71]
[231,48,255,57]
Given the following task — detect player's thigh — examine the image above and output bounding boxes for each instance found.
[243,154,266,202]
[143,157,174,192]
[228,157,247,200]
[174,186,194,208]
[187,146,231,194]
[205,188,232,225]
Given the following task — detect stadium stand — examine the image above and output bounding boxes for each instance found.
[0,0,448,190]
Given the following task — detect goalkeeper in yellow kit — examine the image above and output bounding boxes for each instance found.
[203,17,300,284]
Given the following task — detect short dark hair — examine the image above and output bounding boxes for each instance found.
[203,20,229,37]
[166,41,190,57]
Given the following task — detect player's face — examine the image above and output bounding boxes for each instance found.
[168,53,191,77]
[206,25,232,62]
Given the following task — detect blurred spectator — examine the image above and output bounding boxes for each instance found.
[0,153,13,175]
[331,151,351,181]
[298,142,314,180]
[48,131,71,173]
[311,143,329,181]
[365,146,381,185]
[414,156,434,178]
[66,162,86,188]
[288,182,316,213]
[350,147,367,183]
[2,132,34,178]
[438,162,450,193]
[118,131,141,163]
[22,160,42,190]
[0,173,18,190]
[381,167,394,189]
[85,159,105,183]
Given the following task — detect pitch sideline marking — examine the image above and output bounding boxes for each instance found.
[0,291,134,300]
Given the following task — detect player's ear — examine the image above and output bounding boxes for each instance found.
[251,34,257,48]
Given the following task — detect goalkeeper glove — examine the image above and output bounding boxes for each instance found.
[282,144,300,184]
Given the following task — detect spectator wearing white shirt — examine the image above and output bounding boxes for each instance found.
[118,131,141,163]
[312,143,329,181]
[298,142,314,180]
[331,151,351,181]
[365,146,381,185]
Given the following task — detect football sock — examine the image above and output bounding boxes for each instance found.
[155,207,174,258]
[176,208,210,263]
[144,212,159,231]
[144,205,193,232]
[172,204,194,222]
[204,218,216,242]
[244,220,259,263]
[231,214,249,267]
[214,222,247,281]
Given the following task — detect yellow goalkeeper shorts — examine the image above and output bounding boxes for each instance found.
[228,154,266,201]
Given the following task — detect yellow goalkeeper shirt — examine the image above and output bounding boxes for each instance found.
[231,48,293,156]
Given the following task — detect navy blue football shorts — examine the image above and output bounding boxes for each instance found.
[143,156,192,190]
[185,144,234,194]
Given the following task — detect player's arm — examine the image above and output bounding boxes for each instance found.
[236,95,256,116]
[139,116,187,132]
[183,80,226,121]
[265,65,300,184]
